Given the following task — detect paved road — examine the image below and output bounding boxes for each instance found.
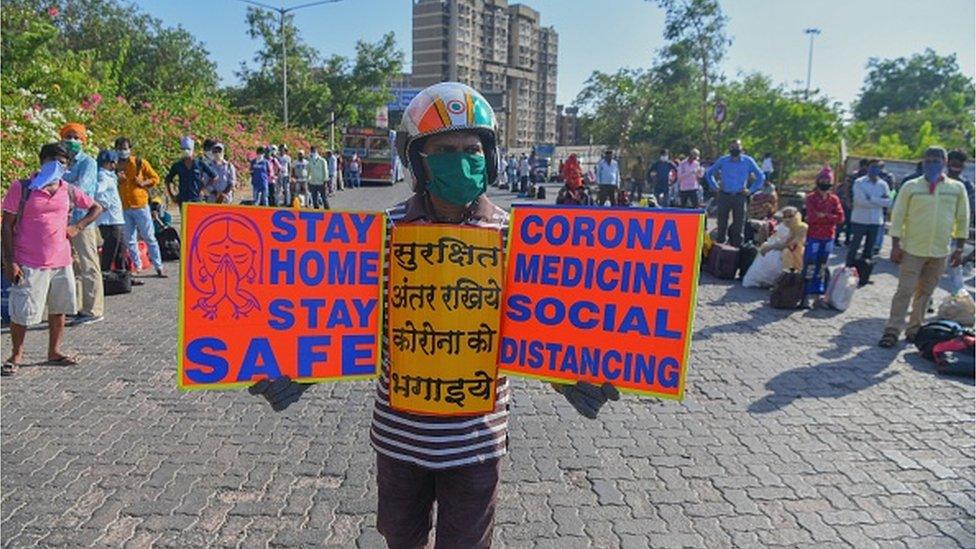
[2,181,974,548]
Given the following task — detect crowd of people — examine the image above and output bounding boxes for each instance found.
[0,121,375,376]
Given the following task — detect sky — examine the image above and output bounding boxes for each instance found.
[135,0,975,111]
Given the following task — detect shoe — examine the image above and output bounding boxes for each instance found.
[878,333,898,348]
[156,268,168,278]
[905,332,917,343]
[70,314,104,326]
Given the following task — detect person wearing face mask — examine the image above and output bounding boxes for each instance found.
[276,144,292,206]
[203,144,237,204]
[246,82,618,548]
[845,159,892,267]
[676,149,704,209]
[165,136,216,206]
[114,136,166,278]
[2,143,103,375]
[879,147,971,348]
[291,150,310,205]
[59,123,105,325]
[93,150,126,273]
[704,139,766,247]
[595,149,621,205]
[648,149,677,207]
[801,167,845,308]
[306,146,330,209]
[944,150,975,294]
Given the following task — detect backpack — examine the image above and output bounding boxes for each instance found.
[102,270,132,296]
[914,320,974,360]
[770,270,805,309]
[932,335,975,377]
[536,186,546,200]
[158,227,181,261]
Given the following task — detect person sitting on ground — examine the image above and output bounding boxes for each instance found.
[801,167,845,308]
[748,177,778,220]
[2,143,103,375]
[150,198,172,237]
[762,207,808,272]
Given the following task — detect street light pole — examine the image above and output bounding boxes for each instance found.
[804,28,821,100]
[237,0,343,127]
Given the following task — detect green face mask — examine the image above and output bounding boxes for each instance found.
[62,139,82,156]
[424,152,487,206]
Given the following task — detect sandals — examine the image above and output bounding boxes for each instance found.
[878,333,898,348]
[44,355,79,366]
[1,361,19,376]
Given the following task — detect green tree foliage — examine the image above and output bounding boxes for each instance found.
[850,49,975,158]
[656,0,730,156]
[718,74,840,177]
[8,0,219,100]
[853,49,974,119]
[229,8,404,131]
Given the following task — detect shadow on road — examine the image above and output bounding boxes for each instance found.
[748,345,900,414]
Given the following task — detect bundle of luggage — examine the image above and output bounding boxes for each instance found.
[913,319,975,377]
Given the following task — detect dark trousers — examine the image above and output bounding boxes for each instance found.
[517,175,529,193]
[596,184,617,205]
[715,191,747,246]
[836,205,852,244]
[268,182,278,206]
[376,453,500,549]
[679,189,700,209]
[99,224,125,272]
[846,222,880,265]
[630,180,644,201]
[654,186,670,208]
[308,185,329,210]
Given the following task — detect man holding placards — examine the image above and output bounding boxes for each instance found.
[249,82,617,548]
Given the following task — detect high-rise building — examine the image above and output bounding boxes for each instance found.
[556,104,581,146]
[411,0,558,150]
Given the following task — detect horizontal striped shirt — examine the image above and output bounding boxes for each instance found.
[370,194,510,470]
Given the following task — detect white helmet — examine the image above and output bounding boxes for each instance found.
[395,82,500,192]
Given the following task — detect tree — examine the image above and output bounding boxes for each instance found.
[655,0,731,157]
[718,74,840,179]
[11,0,219,100]
[230,8,404,133]
[319,32,405,129]
[853,49,974,120]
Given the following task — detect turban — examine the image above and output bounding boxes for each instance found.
[59,122,87,143]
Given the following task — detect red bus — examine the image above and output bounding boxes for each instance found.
[342,127,401,186]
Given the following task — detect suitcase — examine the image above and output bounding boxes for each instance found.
[852,256,874,287]
[737,242,758,279]
[707,243,740,279]
[770,270,805,309]
[103,270,133,296]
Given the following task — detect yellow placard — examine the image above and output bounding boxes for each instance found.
[387,224,503,416]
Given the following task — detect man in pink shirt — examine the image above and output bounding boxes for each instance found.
[676,148,704,208]
[2,143,103,375]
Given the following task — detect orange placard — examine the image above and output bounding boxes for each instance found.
[387,224,503,416]
[498,205,703,399]
[178,204,385,390]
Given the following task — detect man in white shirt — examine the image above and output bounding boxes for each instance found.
[595,149,620,205]
[846,159,892,266]
[325,150,338,196]
[516,154,530,194]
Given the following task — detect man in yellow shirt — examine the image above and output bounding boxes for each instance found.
[880,147,970,347]
[114,137,166,277]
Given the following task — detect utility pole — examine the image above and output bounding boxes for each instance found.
[237,0,343,127]
[804,28,821,100]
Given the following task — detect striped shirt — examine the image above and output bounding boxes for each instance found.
[370,194,511,470]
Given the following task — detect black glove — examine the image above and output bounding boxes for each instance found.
[554,381,620,419]
[248,376,310,411]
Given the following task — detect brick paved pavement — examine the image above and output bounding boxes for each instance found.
[2,182,973,548]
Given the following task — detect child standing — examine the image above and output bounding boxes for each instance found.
[802,167,845,308]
